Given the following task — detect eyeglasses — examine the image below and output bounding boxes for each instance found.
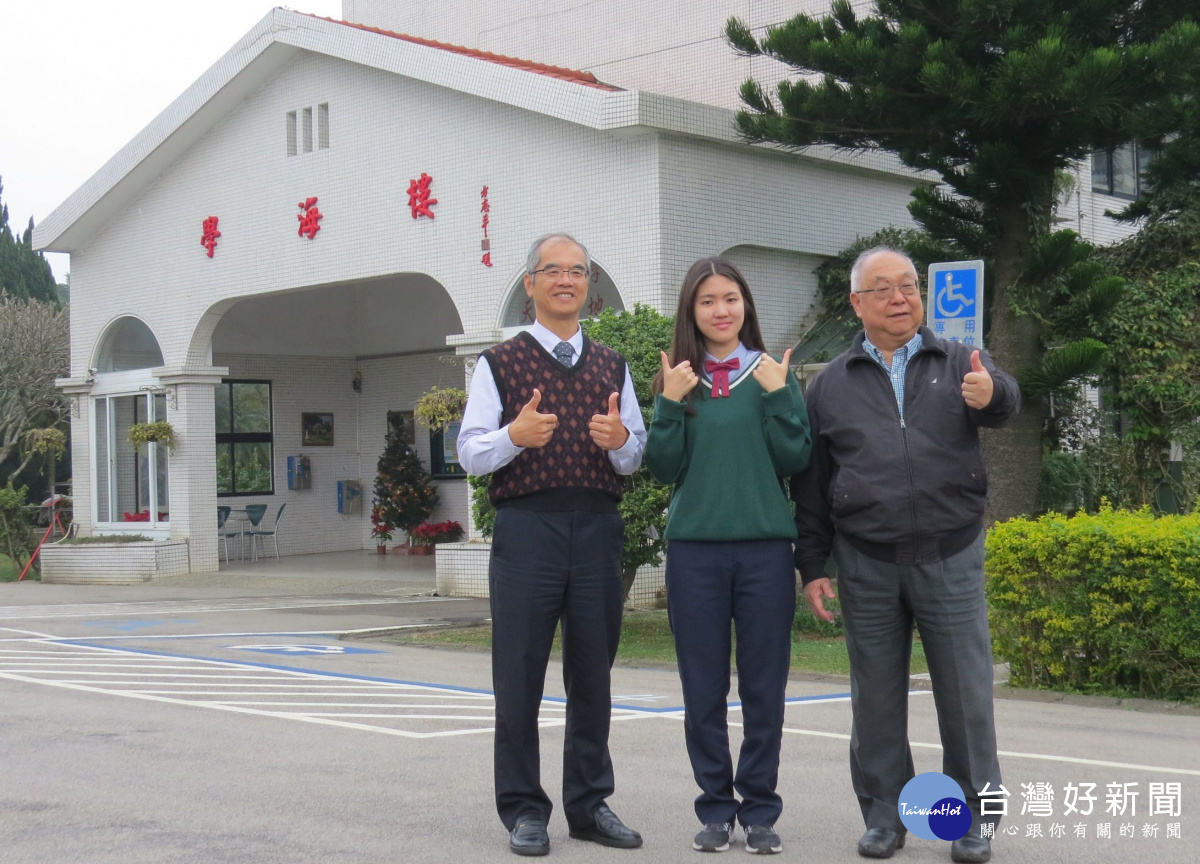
[532,266,590,281]
[854,282,920,300]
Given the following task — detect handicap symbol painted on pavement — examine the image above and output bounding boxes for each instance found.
[934,270,977,319]
[229,644,384,656]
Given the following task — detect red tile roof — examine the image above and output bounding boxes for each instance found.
[302,13,623,91]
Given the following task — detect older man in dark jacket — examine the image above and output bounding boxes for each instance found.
[791,247,1019,864]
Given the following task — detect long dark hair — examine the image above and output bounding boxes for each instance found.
[653,257,767,404]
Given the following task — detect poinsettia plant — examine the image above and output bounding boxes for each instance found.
[409,520,464,546]
[369,505,394,542]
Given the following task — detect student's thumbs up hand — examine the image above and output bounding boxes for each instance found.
[752,348,793,393]
[590,391,629,451]
[509,388,558,448]
[961,349,994,409]
[660,350,698,402]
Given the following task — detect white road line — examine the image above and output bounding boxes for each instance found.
[754,723,1200,777]
[201,702,500,708]
[0,638,539,738]
[0,596,447,620]
[73,625,435,640]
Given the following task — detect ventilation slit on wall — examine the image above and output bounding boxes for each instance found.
[318,103,329,149]
[302,107,313,153]
[286,110,297,157]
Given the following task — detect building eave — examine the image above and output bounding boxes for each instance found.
[34,8,933,253]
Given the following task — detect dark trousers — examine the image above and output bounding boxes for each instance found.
[665,539,796,828]
[833,530,1002,834]
[489,506,625,831]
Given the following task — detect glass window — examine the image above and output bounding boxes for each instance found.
[1090,151,1111,195]
[215,380,273,495]
[1092,142,1153,199]
[95,317,164,372]
[91,392,169,526]
[1111,143,1138,198]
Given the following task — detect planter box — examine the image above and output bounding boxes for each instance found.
[434,541,666,609]
[435,541,491,598]
[40,540,190,585]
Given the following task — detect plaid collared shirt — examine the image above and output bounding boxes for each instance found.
[862,331,925,420]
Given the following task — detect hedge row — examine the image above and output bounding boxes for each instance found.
[986,507,1200,702]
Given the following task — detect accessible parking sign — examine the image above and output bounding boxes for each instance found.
[927,260,985,349]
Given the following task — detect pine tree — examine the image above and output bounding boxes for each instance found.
[725,1,1200,520]
[0,177,60,306]
[373,415,438,540]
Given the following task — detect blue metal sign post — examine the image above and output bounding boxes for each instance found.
[927,260,985,350]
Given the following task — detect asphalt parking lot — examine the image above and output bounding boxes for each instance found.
[1,563,1196,863]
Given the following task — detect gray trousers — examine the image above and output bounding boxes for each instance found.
[833,530,1002,833]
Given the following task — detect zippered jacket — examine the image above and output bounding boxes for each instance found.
[790,327,1020,585]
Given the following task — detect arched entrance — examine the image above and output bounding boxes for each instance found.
[89,316,170,532]
[190,273,466,561]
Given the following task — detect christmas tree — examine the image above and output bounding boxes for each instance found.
[373,415,438,542]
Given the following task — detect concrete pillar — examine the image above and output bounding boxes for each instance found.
[157,367,227,572]
[56,378,94,535]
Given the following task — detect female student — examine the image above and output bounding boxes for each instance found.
[645,257,811,855]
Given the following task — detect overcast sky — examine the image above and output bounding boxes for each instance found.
[1,1,344,283]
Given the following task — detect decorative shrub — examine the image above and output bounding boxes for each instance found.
[986,506,1200,702]
[410,520,464,546]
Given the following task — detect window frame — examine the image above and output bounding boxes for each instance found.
[216,378,275,497]
[1091,142,1154,200]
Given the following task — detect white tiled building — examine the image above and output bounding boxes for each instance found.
[35,3,1138,579]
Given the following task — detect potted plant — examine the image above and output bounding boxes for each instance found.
[128,421,176,452]
[369,505,394,555]
[409,520,464,554]
[373,416,438,552]
[414,386,467,430]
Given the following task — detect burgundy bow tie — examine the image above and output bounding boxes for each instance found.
[705,358,740,398]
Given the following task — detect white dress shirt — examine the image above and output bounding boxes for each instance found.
[457,320,647,476]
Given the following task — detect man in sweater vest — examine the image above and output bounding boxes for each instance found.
[458,234,647,856]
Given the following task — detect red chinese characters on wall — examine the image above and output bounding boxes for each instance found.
[521,298,535,324]
[588,295,605,317]
[297,197,323,239]
[408,173,437,219]
[480,185,492,267]
[200,216,221,257]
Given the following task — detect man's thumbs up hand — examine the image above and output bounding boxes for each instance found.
[961,349,994,409]
[509,388,559,448]
[590,391,629,451]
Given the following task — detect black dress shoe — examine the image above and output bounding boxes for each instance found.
[569,804,643,848]
[951,833,991,863]
[857,828,906,859]
[510,817,550,856]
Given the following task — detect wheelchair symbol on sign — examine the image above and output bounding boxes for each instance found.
[935,273,975,319]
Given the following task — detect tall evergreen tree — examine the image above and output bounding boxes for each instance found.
[726,1,1200,520]
[0,177,61,306]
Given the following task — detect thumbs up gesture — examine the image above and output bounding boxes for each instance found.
[961,350,994,409]
[660,351,699,402]
[508,388,558,448]
[752,348,793,393]
[589,392,630,451]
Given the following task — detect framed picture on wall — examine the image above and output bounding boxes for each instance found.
[301,412,334,446]
[430,420,465,478]
[386,410,417,445]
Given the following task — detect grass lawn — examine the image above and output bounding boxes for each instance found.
[388,609,930,677]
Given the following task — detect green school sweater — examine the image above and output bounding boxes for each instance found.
[645,362,811,541]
